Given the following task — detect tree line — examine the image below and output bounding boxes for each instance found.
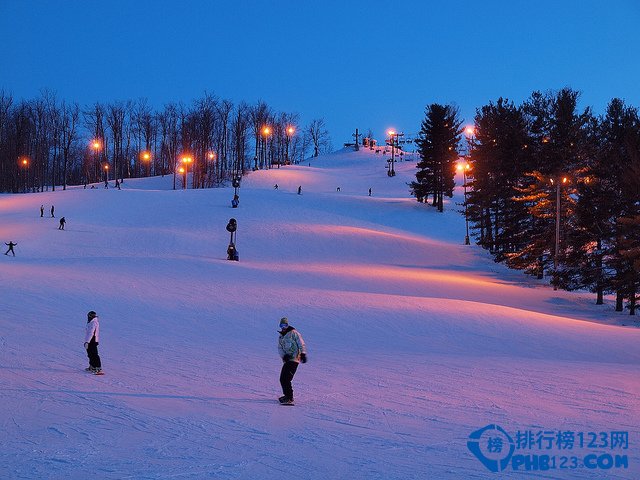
[411,89,640,314]
[0,90,332,193]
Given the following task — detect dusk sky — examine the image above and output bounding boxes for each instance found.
[1,1,639,146]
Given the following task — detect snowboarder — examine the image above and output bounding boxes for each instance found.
[50,205,55,218]
[277,317,307,405]
[58,217,66,230]
[84,310,103,374]
[297,186,302,195]
[4,241,17,256]
[40,205,44,217]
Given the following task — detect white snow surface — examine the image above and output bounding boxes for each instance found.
[1,148,638,479]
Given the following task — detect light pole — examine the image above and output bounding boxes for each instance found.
[178,166,186,189]
[181,155,193,189]
[551,176,568,290]
[19,157,29,193]
[262,126,271,169]
[456,162,472,245]
[92,140,101,185]
[285,126,295,166]
[141,151,151,177]
[103,164,109,187]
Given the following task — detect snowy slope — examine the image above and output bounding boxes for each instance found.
[0,148,638,479]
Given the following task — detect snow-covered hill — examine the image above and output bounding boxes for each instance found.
[1,148,638,479]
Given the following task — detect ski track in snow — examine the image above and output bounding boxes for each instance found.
[1,149,638,479]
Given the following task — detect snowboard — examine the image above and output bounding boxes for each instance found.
[85,368,105,375]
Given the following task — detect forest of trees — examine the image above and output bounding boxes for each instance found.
[0,90,332,193]
[443,89,639,314]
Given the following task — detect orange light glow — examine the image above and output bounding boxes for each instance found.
[181,156,193,164]
[262,126,271,136]
[287,126,295,135]
[465,126,475,136]
[562,177,568,184]
[21,158,28,167]
[142,151,151,161]
[178,167,185,174]
[208,152,215,160]
[387,130,396,137]
[92,140,101,150]
[104,165,109,171]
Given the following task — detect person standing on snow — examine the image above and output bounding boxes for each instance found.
[50,205,55,218]
[4,241,17,256]
[277,317,307,405]
[58,217,66,230]
[40,205,44,217]
[84,311,103,374]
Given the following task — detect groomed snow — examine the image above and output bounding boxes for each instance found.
[1,148,638,479]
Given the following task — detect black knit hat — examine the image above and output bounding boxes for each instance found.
[87,311,97,320]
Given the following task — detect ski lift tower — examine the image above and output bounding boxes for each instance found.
[386,130,403,177]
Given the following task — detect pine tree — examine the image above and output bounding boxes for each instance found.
[411,104,462,212]
[466,98,532,257]
[508,89,591,287]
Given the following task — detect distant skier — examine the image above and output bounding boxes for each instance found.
[227,242,239,261]
[40,205,44,217]
[58,217,66,230]
[274,184,279,190]
[84,310,103,375]
[336,187,341,192]
[368,188,372,196]
[104,179,109,189]
[50,205,55,218]
[297,186,302,195]
[4,241,17,256]
[277,317,307,405]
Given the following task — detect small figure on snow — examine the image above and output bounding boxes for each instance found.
[58,217,66,230]
[50,205,55,218]
[4,241,17,256]
[231,194,239,208]
[115,179,120,190]
[227,242,239,261]
[40,205,44,217]
[274,184,279,190]
[336,187,341,192]
[297,186,302,195]
[84,310,103,375]
[368,187,372,196]
[277,317,307,405]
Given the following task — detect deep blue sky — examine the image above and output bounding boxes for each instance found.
[1,1,639,145]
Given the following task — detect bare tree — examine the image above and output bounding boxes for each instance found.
[306,118,331,158]
[60,100,79,190]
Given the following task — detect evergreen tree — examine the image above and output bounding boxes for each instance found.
[466,98,532,257]
[508,89,591,287]
[411,104,462,212]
